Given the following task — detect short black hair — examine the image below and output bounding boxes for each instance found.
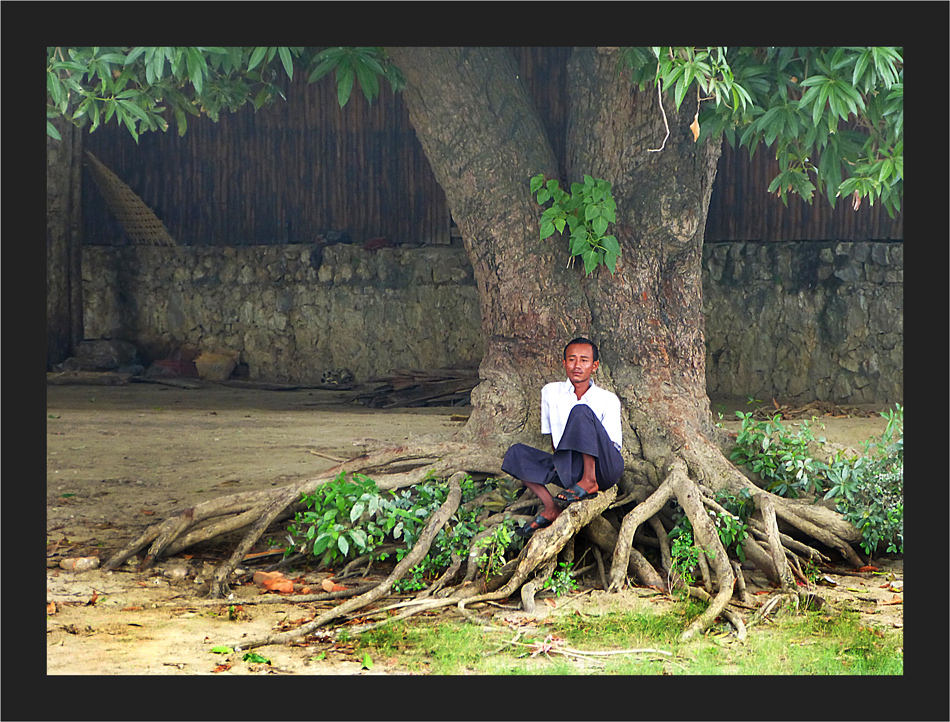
[564,337,599,362]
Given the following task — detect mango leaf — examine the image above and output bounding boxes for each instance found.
[337,66,355,107]
[243,651,271,664]
[278,46,294,80]
[248,46,268,71]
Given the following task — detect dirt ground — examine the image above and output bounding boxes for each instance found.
[45,382,903,675]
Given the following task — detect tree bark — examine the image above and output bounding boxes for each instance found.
[384,47,592,449]
[47,117,85,367]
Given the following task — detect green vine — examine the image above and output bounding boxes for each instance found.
[530,173,620,275]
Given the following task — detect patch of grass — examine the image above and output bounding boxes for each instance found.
[552,601,705,648]
[351,603,902,675]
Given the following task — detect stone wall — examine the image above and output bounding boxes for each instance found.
[82,244,483,383]
[703,241,902,404]
[82,241,902,404]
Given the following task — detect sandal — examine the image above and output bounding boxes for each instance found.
[516,513,554,538]
[554,483,598,508]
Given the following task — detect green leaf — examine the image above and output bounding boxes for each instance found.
[354,59,380,101]
[337,534,349,556]
[337,66,354,107]
[278,46,294,80]
[530,174,544,194]
[539,219,555,240]
[361,653,374,670]
[211,646,233,654]
[309,57,338,84]
[186,48,205,95]
[601,235,620,256]
[248,46,268,71]
[242,652,271,664]
[47,120,62,141]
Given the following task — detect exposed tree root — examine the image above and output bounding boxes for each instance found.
[102,441,505,587]
[101,428,865,647]
[233,471,465,650]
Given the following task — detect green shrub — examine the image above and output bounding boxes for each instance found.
[729,404,903,558]
[288,472,517,588]
[822,405,903,556]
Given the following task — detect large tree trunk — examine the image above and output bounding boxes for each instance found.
[385,47,592,448]
[47,117,85,367]
[565,47,724,466]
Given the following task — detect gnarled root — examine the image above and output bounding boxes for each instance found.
[233,471,466,650]
[102,440,505,591]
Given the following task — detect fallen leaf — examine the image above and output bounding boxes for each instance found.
[243,652,271,665]
[212,664,232,673]
[856,565,879,573]
[141,509,155,516]
[544,598,557,608]
[47,602,57,615]
[121,606,144,612]
[211,646,233,654]
[85,591,99,606]
[880,595,902,606]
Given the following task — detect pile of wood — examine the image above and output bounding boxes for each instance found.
[354,366,479,408]
[749,398,880,420]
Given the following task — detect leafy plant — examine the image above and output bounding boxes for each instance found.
[288,472,387,567]
[621,47,903,217]
[543,561,579,597]
[730,412,824,497]
[822,405,903,557]
[288,472,514,593]
[710,489,753,563]
[666,525,715,598]
[730,405,904,558]
[473,521,515,580]
[530,173,620,275]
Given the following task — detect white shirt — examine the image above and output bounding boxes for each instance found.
[541,379,622,451]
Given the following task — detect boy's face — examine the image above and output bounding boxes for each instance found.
[563,342,598,386]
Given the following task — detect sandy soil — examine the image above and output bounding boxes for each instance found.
[46,382,902,675]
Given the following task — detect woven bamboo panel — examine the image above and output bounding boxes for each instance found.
[84,151,176,246]
[80,48,901,246]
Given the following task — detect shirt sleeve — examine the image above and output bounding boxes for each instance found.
[540,385,552,435]
[604,393,622,449]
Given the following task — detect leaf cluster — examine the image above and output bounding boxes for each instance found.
[620,46,903,216]
[730,405,904,557]
[730,412,826,498]
[821,404,903,556]
[288,472,516,589]
[666,527,715,598]
[47,46,403,142]
[530,173,620,275]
